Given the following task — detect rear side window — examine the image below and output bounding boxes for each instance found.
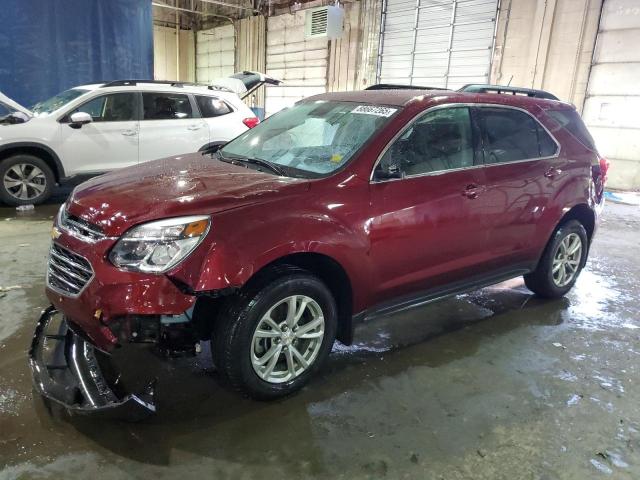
[477,108,558,163]
[142,93,193,120]
[196,96,232,117]
[546,109,596,151]
[69,93,137,122]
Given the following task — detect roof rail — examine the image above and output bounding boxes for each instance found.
[99,79,235,93]
[365,83,449,91]
[100,80,187,88]
[459,84,559,100]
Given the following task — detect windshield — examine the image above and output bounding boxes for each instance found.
[220,100,398,177]
[31,88,89,116]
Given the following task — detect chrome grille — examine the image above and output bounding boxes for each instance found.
[47,243,94,296]
[60,208,105,241]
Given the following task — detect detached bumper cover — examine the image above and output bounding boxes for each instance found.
[29,306,156,419]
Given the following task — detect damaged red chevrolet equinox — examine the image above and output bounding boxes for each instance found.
[30,84,607,418]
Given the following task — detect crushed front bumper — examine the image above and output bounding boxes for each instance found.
[29,306,156,420]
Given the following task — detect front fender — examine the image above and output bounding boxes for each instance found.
[171,199,373,311]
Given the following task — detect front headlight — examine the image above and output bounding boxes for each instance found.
[109,216,210,273]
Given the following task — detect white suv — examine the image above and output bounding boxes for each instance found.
[0,72,278,205]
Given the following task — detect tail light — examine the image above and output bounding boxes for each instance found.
[242,117,260,129]
[599,156,610,183]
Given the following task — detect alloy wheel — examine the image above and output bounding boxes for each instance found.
[552,232,582,287]
[3,163,47,201]
[251,295,325,384]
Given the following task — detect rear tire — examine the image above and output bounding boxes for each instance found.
[524,220,588,298]
[212,267,337,400]
[0,154,54,206]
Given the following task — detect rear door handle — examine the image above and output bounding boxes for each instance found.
[121,129,137,136]
[544,167,561,178]
[462,184,483,199]
[187,124,202,131]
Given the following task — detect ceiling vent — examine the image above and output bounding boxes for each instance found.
[305,5,344,39]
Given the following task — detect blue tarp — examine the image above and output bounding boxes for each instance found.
[0,0,153,108]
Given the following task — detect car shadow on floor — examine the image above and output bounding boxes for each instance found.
[33,282,569,468]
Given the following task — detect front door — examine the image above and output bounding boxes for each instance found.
[58,92,139,173]
[138,92,209,163]
[368,106,491,303]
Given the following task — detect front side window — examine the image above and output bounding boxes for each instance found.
[478,108,558,163]
[32,88,89,117]
[196,95,232,117]
[142,93,193,120]
[376,107,477,178]
[68,93,137,122]
[221,101,396,177]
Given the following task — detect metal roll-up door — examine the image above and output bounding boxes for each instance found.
[582,0,640,190]
[196,24,235,84]
[377,0,499,89]
[265,12,329,117]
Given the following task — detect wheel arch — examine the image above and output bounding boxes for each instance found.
[533,202,596,271]
[249,252,354,345]
[0,142,65,182]
[557,203,595,244]
[193,251,355,346]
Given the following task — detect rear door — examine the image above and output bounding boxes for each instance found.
[58,92,139,173]
[138,92,208,163]
[473,106,561,268]
[368,106,492,302]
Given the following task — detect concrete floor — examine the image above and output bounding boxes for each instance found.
[0,188,639,479]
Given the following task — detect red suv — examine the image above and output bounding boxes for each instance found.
[30,84,607,417]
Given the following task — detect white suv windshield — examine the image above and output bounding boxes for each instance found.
[220,101,398,177]
[31,88,89,116]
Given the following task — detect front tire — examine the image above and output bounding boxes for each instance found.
[524,220,588,298]
[0,155,54,206]
[212,268,337,400]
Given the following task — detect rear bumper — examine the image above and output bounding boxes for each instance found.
[29,306,156,420]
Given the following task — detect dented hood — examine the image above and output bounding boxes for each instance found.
[67,152,306,236]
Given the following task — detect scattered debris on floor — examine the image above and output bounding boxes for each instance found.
[0,285,23,292]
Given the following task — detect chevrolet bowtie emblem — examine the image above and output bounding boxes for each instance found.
[51,226,62,239]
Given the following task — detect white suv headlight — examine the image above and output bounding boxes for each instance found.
[109,216,210,273]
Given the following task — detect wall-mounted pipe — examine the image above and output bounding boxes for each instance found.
[152,2,235,24]
[198,0,260,14]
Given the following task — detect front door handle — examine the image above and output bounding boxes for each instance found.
[462,184,483,199]
[544,167,561,178]
[121,129,137,136]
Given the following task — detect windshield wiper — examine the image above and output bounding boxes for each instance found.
[221,153,286,177]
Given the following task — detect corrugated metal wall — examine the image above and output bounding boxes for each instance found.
[265,11,329,116]
[583,0,640,190]
[153,26,195,82]
[377,0,499,88]
[196,24,235,83]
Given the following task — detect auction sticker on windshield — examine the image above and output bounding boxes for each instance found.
[352,105,397,117]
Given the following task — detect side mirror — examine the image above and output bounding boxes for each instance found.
[202,141,227,154]
[69,112,93,129]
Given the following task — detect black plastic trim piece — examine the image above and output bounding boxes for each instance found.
[29,306,156,420]
[459,84,559,101]
[365,84,449,91]
[354,266,532,323]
